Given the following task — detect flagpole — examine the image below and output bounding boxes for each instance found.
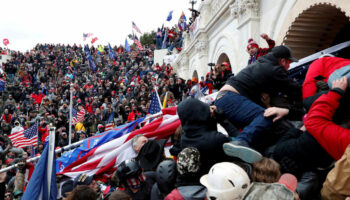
[154,86,163,109]
[47,125,56,199]
[0,111,164,173]
[69,83,73,146]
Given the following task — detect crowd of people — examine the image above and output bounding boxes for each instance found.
[0,27,349,200]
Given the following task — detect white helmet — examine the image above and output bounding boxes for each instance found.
[200,162,250,200]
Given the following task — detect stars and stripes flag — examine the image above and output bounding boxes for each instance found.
[72,107,86,125]
[134,38,144,50]
[132,21,142,34]
[83,33,93,41]
[56,118,144,172]
[9,123,38,148]
[104,113,115,132]
[148,90,162,114]
[58,107,179,180]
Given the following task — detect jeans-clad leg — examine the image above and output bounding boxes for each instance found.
[214,92,273,145]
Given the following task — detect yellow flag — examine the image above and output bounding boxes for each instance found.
[162,92,168,108]
[97,45,104,53]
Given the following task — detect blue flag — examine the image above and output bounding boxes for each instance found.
[167,10,173,21]
[125,38,130,52]
[0,78,5,92]
[56,118,144,172]
[22,145,57,200]
[84,45,96,72]
[108,43,115,60]
[162,31,168,49]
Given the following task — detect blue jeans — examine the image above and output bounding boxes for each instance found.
[215,91,272,145]
[156,38,162,49]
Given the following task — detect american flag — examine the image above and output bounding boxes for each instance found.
[0,78,5,92]
[59,107,179,180]
[132,21,142,34]
[148,91,162,114]
[9,123,38,148]
[104,113,115,132]
[134,38,144,50]
[72,108,86,125]
[83,33,93,41]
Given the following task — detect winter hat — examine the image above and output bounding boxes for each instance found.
[177,147,201,176]
[247,38,259,50]
[327,65,350,89]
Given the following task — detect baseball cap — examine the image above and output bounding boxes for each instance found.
[73,173,94,187]
[271,46,298,62]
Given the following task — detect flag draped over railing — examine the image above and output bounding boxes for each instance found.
[58,108,179,180]
[56,118,144,172]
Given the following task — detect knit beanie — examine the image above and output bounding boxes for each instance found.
[247,38,259,50]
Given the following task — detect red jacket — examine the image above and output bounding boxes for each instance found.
[302,57,350,100]
[31,93,45,104]
[305,90,350,160]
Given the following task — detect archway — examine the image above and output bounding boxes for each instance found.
[282,4,350,59]
[216,53,231,67]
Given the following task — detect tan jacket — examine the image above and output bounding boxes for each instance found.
[321,145,350,200]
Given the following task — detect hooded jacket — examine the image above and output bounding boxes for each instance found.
[177,98,231,175]
[302,57,350,100]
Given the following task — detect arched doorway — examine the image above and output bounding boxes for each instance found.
[282,4,350,59]
[216,53,231,67]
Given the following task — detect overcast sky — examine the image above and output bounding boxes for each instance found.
[0,0,197,52]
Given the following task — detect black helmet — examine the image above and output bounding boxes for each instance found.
[156,159,177,194]
[116,159,142,182]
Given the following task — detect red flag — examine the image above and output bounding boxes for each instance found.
[91,37,98,44]
[3,39,9,46]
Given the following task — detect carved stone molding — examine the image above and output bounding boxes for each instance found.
[195,41,208,53]
[230,0,259,19]
[180,56,188,66]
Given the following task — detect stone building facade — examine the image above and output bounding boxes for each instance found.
[173,0,350,79]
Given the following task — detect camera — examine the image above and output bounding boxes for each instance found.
[208,63,215,67]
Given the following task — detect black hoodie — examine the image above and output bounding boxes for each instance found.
[177,98,231,175]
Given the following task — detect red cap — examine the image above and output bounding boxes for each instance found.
[278,173,298,192]
[222,62,230,67]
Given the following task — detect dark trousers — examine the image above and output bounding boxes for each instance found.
[214,91,272,145]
